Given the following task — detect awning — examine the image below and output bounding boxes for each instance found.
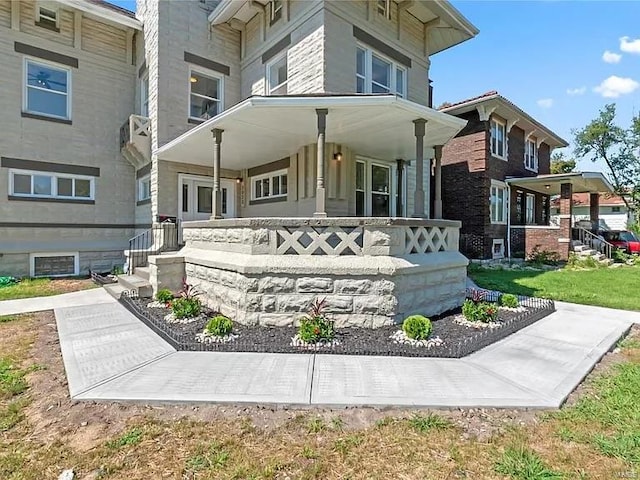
[505,172,614,195]
[155,94,468,170]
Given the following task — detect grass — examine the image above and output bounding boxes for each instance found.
[3,312,640,479]
[469,265,640,311]
[0,277,96,301]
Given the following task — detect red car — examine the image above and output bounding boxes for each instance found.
[601,230,640,254]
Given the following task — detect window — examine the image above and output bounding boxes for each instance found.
[189,70,222,121]
[37,4,58,30]
[525,138,538,171]
[269,0,282,24]
[612,206,621,213]
[356,46,406,98]
[252,169,288,201]
[138,174,151,201]
[377,0,391,19]
[266,53,287,95]
[525,193,535,224]
[24,59,71,120]
[492,239,505,259]
[541,195,549,224]
[30,252,79,277]
[355,160,393,217]
[10,169,94,200]
[490,182,508,224]
[490,118,506,159]
[140,73,149,117]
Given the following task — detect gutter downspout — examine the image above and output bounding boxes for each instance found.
[506,183,512,260]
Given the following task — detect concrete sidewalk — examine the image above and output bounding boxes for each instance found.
[0,288,115,317]
[50,297,638,408]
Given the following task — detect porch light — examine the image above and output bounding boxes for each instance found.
[236,177,242,184]
[545,184,551,190]
[189,76,198,83]
[333,152,343,161]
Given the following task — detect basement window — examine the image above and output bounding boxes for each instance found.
[30,252,79,277]
[36,4,59,31]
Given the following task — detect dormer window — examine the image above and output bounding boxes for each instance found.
[377,0,391,19]
[269,0,282,25]
[36,4,59,32]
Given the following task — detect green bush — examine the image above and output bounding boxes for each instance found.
[527,245,560,266]
[206,315,233,336]
[171,297,202,319]
[462,299,498,323]
[402,315,432,340]
[111,265,124,275]
[0,277,18,289]
[298,316,335,343]
[566,253,601,269]
[156,289,174,303]
[499,293,520,308]
[612,248,631,263]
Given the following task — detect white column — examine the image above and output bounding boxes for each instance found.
[314,108,328,217]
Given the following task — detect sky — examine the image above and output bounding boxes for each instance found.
[110,0,640,172]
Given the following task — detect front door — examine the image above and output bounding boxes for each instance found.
[355,159,392,217]
[180,176,235,222]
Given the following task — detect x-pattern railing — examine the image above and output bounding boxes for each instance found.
[276,226,363,255]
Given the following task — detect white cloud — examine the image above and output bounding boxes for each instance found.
[620,36,640,54]
[536,98,554,108]
[593,75,640,98]
[602,50,622,64]
[566,86,587,96]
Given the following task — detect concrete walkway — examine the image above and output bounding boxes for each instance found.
[45,297,640,409]
[0,288,115,317]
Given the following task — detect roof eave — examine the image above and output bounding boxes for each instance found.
[58,0,141,29]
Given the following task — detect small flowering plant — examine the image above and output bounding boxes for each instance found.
[297,298,335,343]
[462,289,499,323]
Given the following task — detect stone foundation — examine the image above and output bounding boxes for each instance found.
[151,217,469,328]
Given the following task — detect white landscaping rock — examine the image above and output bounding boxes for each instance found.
[290,334,340,348]
[389,330,444,348]
[58,470,75,480]
[195,332,239,344]
[453,314,502,330]
[164,312,207,324]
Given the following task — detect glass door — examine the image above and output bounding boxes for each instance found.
[355,160,391,217]
[180,177,235,222]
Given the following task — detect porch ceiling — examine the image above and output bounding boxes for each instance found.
[155,95,468,170]
[505,172,614,195]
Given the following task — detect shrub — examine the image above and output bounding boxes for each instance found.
[111,265,124,275]
[462,299,498,323]
[298,298,335,343]
[527,245,560,266]
[206,315,233,336]
[179,279,201,301]
[155,289,174,304]
[0,277,18,289]
[402,315,432,340]
[171,297,201,319]
[566,253,601,270]
[612,248,631,263]
[499,293,520,308]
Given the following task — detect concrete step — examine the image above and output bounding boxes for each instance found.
[103,283,126,300]
[572,240,584,247]
[134,266,150,281]
[576,249,596,257]
[117,274,153,298]
[573,244,589,252]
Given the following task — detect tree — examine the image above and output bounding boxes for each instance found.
[550,152,576,174]
[573,104,640,226]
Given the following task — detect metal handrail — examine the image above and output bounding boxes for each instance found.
[574,226,615,259]
[127,220,179,274]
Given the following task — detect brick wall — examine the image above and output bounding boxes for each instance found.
[510,226,567,260]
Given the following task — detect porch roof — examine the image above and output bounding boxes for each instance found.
[155,94,468,169]
[505,172,614,195]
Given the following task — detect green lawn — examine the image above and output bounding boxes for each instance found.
[0,278,96,302]
[469,266,640,311]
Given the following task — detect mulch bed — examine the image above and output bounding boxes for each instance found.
[121,294,555,358]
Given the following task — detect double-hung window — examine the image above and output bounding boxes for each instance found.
[36,4,59,30]
[252,169,288,201]
[525,193,535,224]
[266,53,287,95]
[24,59,71,120]
[140,73,149,117]
[377,0,391,19]
[356,46,406,98]
[10,169,93,201]
[490,182,508,224]
[524,138,538,171]
[138,174,151,202]
[490,118,506,159]
[189,70,223,121]
[269,0,282,24]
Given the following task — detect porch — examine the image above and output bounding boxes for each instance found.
[506,172,615,261]
[145,94,470,326]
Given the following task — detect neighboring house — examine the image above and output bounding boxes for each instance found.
[438,91,569,259]
[550,193,634,231]
[0,0,139,277]
[1,0,481,327]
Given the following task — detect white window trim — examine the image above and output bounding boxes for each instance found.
[36,2,59,28]
[490,117,507,160]
[356,45,406,98]
[188,68,224,122]
[492,239,505,259]
[140,72,149,117]
[355,157,400,216]
[269,0,282,24]
[490,180,508,225]
[265,51,288,95]
[524,138,538,172]
[251,168,288,201]
[23,57,72,121]
[138,173,151,201]
[377,0,391,19]
[9,168,95,200]
[30,252,79,278]
[525,193,536,224]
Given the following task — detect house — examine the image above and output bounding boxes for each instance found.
[0,0,139,277]
[1,0,481,327]
[551,193,634,231]
[438,91,613,261]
